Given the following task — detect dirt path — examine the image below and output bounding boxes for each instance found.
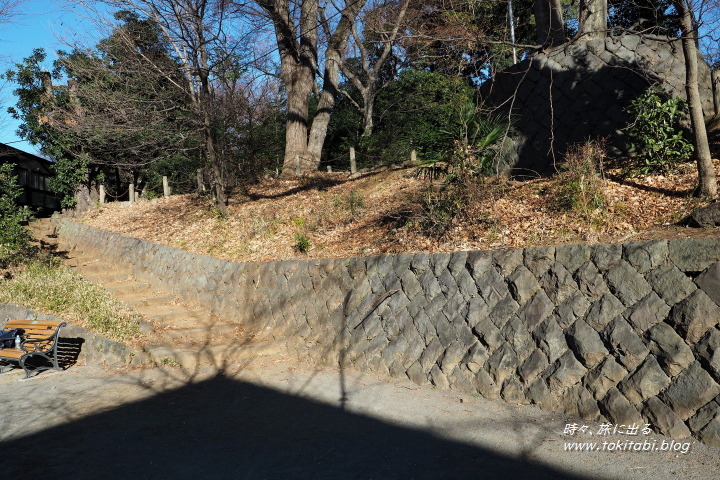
[28,217,279,368]
[1,356,718,480]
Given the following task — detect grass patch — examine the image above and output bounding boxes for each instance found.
[0,257,140,342]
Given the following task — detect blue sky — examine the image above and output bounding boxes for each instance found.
[0,1,97,155]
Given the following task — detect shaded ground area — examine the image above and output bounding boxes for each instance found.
[1,358,718,479]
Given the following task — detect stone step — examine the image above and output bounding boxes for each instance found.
[124,295,178,309]
[54,244,83,255]
[131,303,197,316]
[64,256,103,268]
[106,282,154,296]
[30,218,283,369]
[30,233,56,241]
[81,271,136,285]
[142,308,206,325]
[73,262,122,275]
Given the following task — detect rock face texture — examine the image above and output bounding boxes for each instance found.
[480,35,715,177]
[688,203,720,227]
[56,217,720,448]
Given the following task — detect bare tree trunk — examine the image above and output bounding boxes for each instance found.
[256,0,368,177]
[308,1,363,162]
[534,0,565,47]
[193,8,228,213]
[259,0,319,178]
[334,0,406,140]
[281,61,315,176]
[577,0,607,40]
[674,0,717,197]
[204,113,229,213]
[362,94,375,137]
[306,52,333,167]
[712,70,720,117]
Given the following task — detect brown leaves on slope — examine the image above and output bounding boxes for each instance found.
[81,161,720,264]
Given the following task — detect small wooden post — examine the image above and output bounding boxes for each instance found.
[713,71,720,117]
[99,185,106,205]
[350,147,357,174]
[411,150,417,164]
[129,183,135,203]
[163,176,170,198]
[295,154,301,176]
[327,166,332,173]
[197,169,205,192]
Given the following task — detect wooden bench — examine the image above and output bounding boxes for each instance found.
[0,320,67,379]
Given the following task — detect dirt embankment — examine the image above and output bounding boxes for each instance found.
[79,157,720,264]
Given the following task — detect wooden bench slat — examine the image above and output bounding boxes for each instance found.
[4,328,59,338]
[0,349,24,359]
[3,333,55,339]
[4,320,64,328]
[15,328,56,333]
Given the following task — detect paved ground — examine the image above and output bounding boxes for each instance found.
[1,355,718,480]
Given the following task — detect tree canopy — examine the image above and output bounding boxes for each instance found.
[4,0,719,201]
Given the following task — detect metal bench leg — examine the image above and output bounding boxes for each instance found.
[19,356,32,379]
[51,346,62,371]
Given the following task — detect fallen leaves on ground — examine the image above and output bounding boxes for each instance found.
[80,159,720,263]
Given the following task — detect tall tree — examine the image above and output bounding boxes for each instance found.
[254,0,365,177]
[673,0,717,197]
[398,0,537,83]
[6,49,90,209]
[577,0,607,39]
[6,11,204,210]
[92,0,249,211]
[54,12,198,170]
[535,0,565,46]
[607,0,680,36]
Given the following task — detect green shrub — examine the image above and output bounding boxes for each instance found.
[418,183,466,237]
[415,108,510,237]
[447,104,510,177]
[624,87,694,174]
[555,140,606,218]
[0,163,33,266]
[294,233,311,253]
[323,69,476,167]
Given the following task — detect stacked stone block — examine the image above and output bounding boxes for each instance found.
[55,218,720,447]
[480,35,715,177]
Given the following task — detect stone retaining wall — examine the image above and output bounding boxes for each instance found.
[1,303,138,366]
[55,218,720,447]
[480,35,715,177]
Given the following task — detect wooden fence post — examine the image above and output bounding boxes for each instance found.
[411,150,417,164]
[129,183,135,203]
[163,176,170,198]
[99,185,106,205]
[350,147,357,174]
[197,169,205,192]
